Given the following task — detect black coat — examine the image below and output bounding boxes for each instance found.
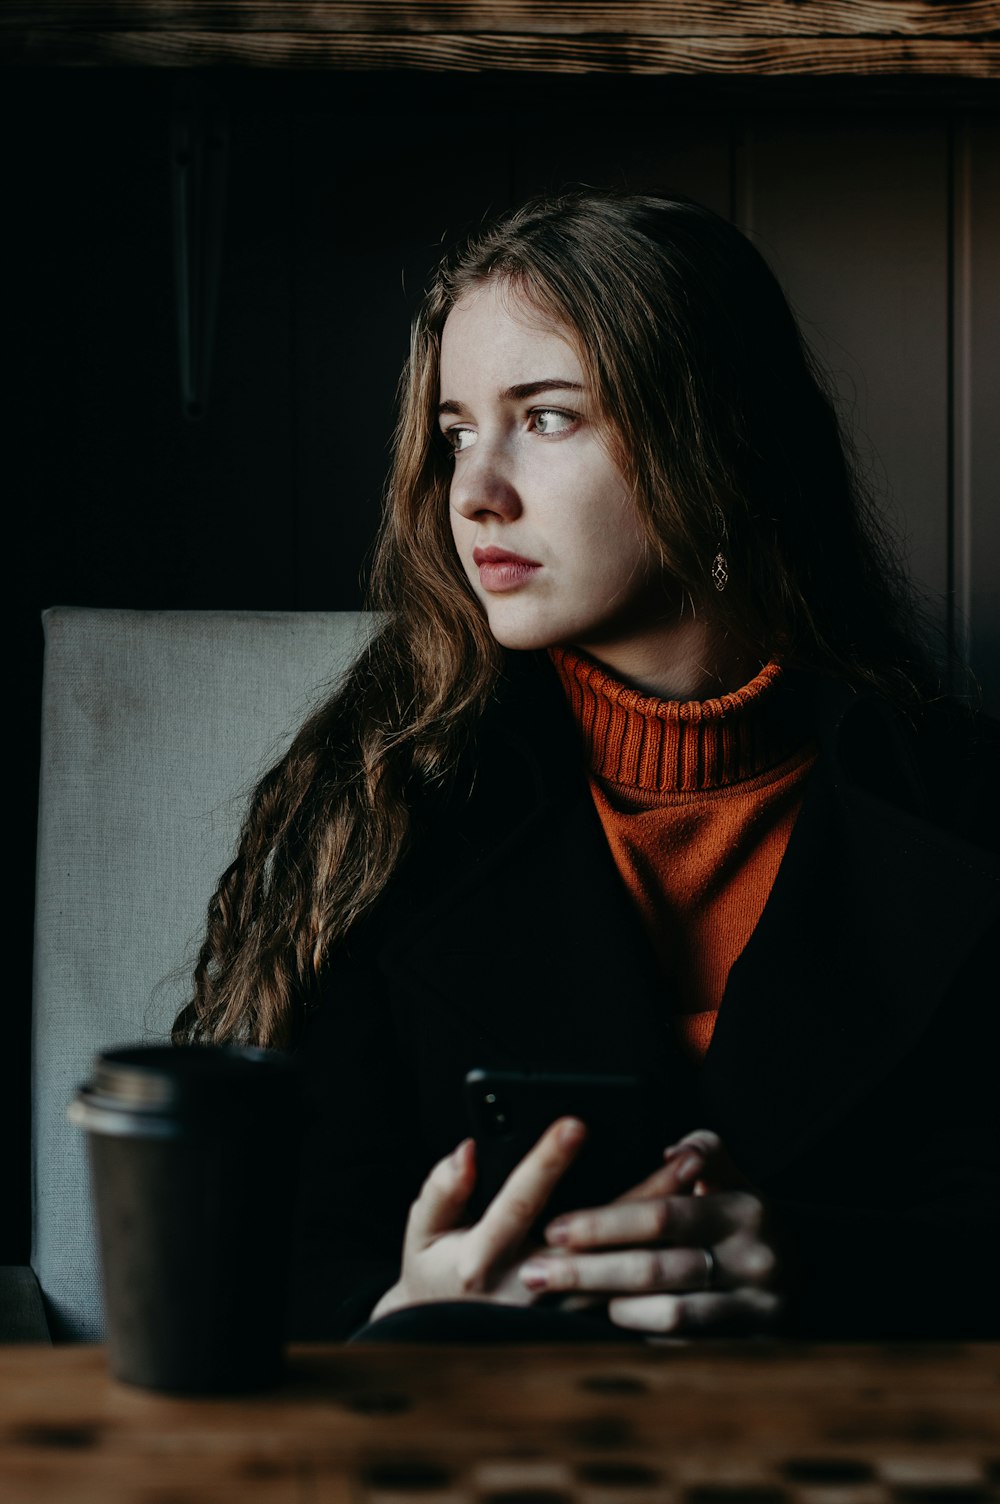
[289,653,1000,1341]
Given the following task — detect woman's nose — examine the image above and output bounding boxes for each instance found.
[449,441,523,523]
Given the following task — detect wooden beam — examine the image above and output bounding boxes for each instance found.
[6,30,999,75]
[4,1,999,39]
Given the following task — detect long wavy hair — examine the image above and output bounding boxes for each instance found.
[174,188,934,1048]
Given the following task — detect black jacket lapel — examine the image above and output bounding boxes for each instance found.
[698,692,1000,1184]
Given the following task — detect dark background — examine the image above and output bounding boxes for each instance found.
[6,66,998,1264]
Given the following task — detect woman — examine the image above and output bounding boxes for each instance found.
[175,190,999,1343]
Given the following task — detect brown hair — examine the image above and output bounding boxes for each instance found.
[174,188,934,1048]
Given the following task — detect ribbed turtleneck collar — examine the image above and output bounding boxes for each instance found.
[548,646,807,794]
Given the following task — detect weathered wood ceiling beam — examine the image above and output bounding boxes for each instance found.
[5,3,1000,35]
[3,2,998,74]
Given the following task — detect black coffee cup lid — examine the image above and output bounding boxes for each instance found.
[70,1044,297,1134]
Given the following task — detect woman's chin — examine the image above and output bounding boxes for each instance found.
[483,612,568,654]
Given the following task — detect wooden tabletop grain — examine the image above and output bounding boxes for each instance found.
[1,1342,998,1503]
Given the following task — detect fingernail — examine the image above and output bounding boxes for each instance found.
[520,1262,550,1290]
[546,1219,571,1245]
[663,1144,683,1161]
[559,1118,585,1149]
[676,1152,702,1182]
[451,1138,470,1173]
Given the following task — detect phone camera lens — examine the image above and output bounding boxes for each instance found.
[484,1093,510,1135]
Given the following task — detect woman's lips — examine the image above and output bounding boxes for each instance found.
[473,546,542,593]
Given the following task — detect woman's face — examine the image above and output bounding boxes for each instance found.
[441,280,674,668]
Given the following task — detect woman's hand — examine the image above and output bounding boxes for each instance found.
[370,1117,586,1321]
[517,1129,786,1336]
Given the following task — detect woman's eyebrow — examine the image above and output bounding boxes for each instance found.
[502,379,584,400]
[438,379,584,417]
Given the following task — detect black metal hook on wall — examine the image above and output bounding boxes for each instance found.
[171,79,228,421]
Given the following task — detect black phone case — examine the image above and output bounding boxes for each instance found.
[463,1068,662,1229]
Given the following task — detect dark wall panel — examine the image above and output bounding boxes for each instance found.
[17,75,299,615]
[956,114,1000,710]
[743,114,951,624]
[509,106,731,213]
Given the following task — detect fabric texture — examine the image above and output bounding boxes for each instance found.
[548,649,805,793]
[289,648,1000,1343]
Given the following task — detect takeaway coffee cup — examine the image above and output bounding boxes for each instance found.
[69,1044,300,1393]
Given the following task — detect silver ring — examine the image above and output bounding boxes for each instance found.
[700,1247,717,1290]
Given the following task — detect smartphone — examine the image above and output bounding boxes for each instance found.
[463,1067,660,1229]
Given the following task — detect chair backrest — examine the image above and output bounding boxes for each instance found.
[33,608,377,1340]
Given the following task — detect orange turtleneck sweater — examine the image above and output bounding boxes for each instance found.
[549,647,817,1061]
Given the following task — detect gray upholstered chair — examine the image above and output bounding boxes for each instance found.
[14,607,375,1341]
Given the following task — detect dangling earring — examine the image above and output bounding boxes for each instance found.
[711,551,729,592]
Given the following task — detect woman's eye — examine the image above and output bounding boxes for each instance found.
[444,426,476,454]
[531,408,576,436]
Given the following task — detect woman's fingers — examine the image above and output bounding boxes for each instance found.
[615,1149,704,1203]
[546,1187,760,1252]
[549,1126,744,1239]
[522,1243,718,1295]
[402,1119,586,1301]
[455,1117,586,1293]
[523,1221,776,1295]
[405,1137,477,1248]
[519,1129,781,1331]
[607,1287,782,1335]
[666,1129,746,1192]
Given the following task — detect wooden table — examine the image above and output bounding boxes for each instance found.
[1,1343,998,1504]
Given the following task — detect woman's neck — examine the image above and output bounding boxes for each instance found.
[573,615,756,701]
